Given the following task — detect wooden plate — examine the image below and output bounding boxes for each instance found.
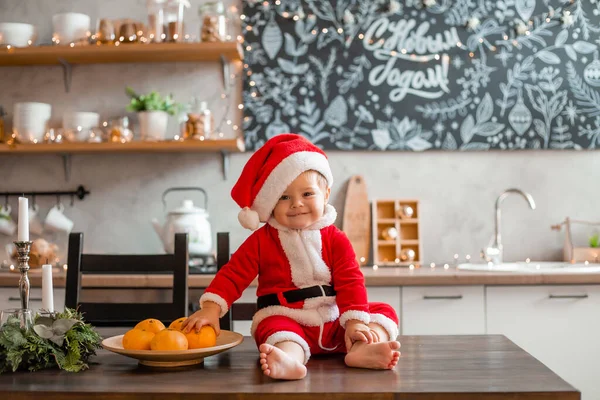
[101,330,244,367]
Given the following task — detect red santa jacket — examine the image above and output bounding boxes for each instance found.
[200,205,372,334]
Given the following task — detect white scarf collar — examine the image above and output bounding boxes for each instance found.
[267,204,337,232]
[267,204,337,288]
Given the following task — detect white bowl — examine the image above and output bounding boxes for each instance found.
[62,111,100,130]
[0,23,37,47]
[52,12,91,44]
[13,102,52,142]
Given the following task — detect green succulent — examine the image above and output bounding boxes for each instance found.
[590,233,600,248]
[125,87,181,116]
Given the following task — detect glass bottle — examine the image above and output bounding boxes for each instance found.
[147,0,166,42]
[200,1,227,42]
[165,0,187,42]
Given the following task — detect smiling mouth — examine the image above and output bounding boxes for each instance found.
[288,212,309,217]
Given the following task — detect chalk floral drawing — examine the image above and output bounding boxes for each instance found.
[242,0,600,151]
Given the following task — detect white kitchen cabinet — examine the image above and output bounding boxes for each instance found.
[402,285,485,335]
[487,285,600,400]
[367,286,401,333]
[0,287,66,313]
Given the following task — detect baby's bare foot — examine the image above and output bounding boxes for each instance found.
[259,343,307,380]
[344,341,401,370]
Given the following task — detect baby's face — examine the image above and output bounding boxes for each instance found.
[272,172,330,230]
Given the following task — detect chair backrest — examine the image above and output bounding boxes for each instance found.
[217,232,257,331]
[65,232,189,327]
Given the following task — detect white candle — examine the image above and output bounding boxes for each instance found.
[42,264,54,313]
[17,197,29,242]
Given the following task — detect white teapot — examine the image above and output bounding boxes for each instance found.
[152,187,212,256]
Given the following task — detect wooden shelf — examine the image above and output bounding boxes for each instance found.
[0,138,244,154]
[0,138,244,181]
[0,42,243,66]
[401,240,420,245]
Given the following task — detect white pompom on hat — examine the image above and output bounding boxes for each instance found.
[231,133,333,230]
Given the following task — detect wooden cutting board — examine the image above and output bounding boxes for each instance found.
[342,175,370,265]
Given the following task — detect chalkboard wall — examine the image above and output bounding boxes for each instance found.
[241,0,600,151]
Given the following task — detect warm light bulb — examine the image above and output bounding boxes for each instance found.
[373,265,379,270]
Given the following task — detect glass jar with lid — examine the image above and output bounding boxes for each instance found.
[147,0,167,42]
[199,1,227,42]
[165,0,189,42]
[184,98,213,140]
[108,117,134,143]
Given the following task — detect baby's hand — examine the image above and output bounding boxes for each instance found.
[181,302,222,335]
[344,320,375,351]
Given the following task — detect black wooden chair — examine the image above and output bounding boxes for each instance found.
[65,232,189,327]
[216,232,257,331]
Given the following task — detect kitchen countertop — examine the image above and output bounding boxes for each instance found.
[2,266,600,288]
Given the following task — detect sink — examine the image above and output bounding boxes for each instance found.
[457,262,600,273]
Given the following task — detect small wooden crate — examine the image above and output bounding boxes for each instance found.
[371,199,422,267]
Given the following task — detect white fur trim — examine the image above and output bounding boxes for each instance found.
[251,299,339,335]
[266,205,337,288]
[264,331,311,364]
[278,228,331,288]
[339,310,371,328]
[199,292,229,318]
[238,207,260,230]
[370,313,399,341]
[252,151,333,222]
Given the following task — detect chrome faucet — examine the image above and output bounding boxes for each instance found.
[483,189,536,265]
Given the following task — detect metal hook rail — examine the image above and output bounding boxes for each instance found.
[1,185,90,204]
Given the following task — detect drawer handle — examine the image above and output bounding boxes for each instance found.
[423,295,463,300]
[548,294,588,299]
[9,297,42,302]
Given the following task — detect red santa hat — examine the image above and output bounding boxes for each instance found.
[231,133,334,230]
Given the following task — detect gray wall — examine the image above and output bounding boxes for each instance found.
[1,0,597,266]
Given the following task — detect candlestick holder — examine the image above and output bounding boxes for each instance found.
[13,240,33,310]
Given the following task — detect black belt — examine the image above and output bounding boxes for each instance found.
[257,285,336,310]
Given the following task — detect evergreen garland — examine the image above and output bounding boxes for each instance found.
[0,308,102,373]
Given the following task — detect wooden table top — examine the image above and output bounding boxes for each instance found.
[0,330,579,400]
[2,265,600,289]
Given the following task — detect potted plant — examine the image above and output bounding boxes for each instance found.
[125,87,180,141]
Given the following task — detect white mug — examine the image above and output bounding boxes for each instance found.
[29,204,44,236]
[44,204,74,234]
[0,205,16,236]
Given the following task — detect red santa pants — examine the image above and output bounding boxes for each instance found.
[253,302,398,363]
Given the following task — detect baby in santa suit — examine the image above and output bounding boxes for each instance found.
[183,133,400,380]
